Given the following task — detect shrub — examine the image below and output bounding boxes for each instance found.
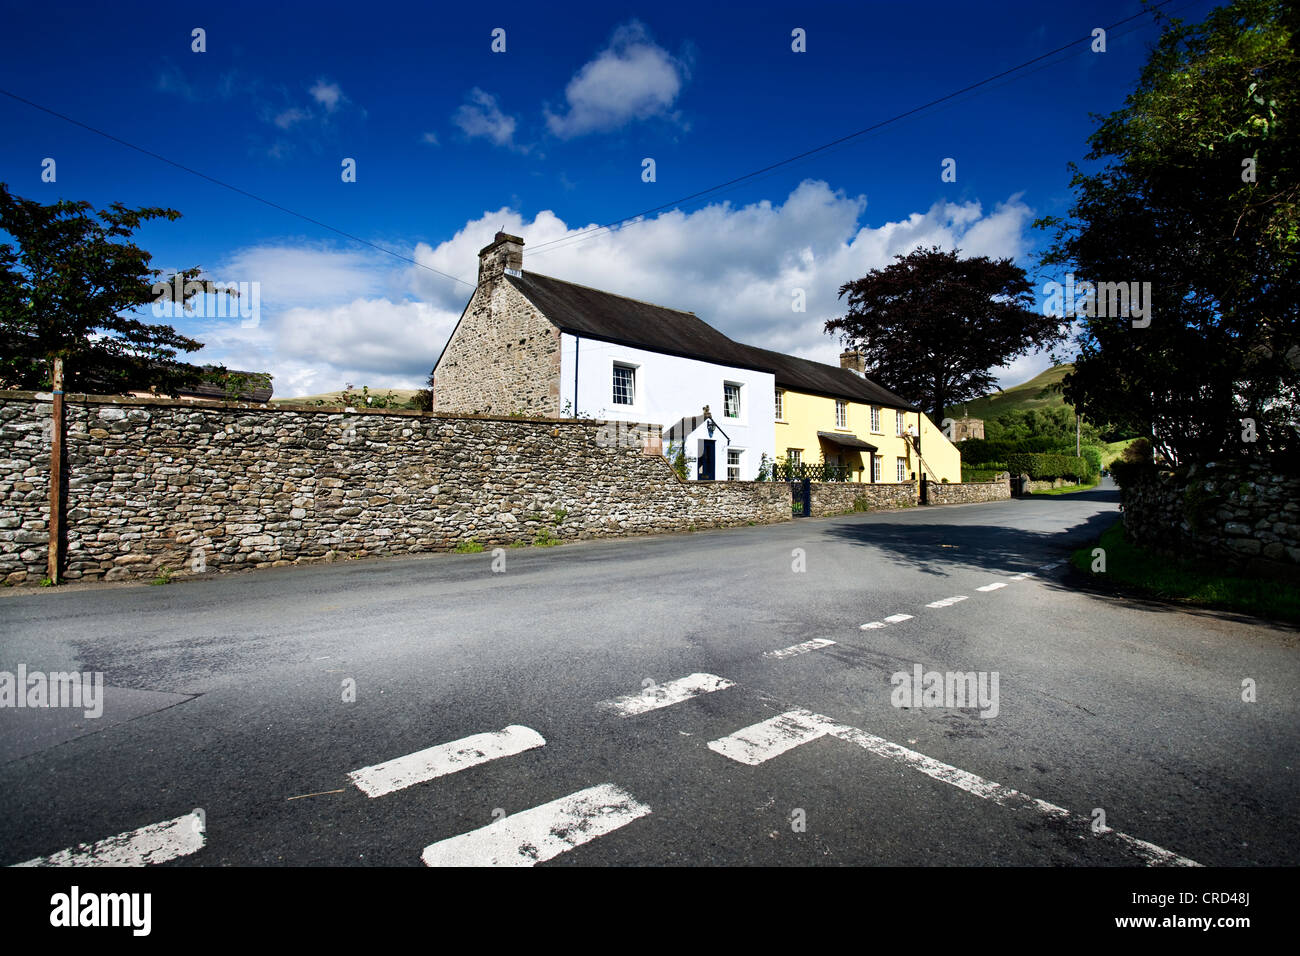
[1108,438,1154,487]
[1005,452,1094,481]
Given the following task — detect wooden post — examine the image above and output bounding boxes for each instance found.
[47,355,64,585]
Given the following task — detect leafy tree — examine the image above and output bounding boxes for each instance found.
[1037,0,1299,466]
[0,182,219,393]
[826,246,1068,425]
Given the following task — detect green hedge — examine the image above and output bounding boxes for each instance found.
[1005,452,1096,480]
[962,465,1008,482]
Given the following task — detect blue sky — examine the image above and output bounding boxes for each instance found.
[0,0,1219,397]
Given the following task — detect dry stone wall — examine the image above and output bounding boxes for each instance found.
[1120,460,1300,579]
[927,480,1012,505]
[808,481,917,516]
[0,394,788,585]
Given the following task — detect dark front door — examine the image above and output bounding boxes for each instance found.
[698,440,715,480]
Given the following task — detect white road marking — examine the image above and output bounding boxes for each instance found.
[926,595,969,608]
[976,583,1008,592]
[825,723,1200,867]
[348,725,546,798]
[860,621,887,630]
[764,638,836,660]
[706,710,833,765]
[1038,561,1063,571]
[1009,572,1033,581]
[598,673,735,717]
[15,812,205,867]
[707,710,1200,867]
[421,783,650,867]
[883,614,914,624]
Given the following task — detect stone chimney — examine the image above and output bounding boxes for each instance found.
[839,349,866,374]
[477,231,524,284]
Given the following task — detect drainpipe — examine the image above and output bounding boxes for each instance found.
[573,335,579,417]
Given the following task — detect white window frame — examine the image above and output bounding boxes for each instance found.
[870,405,881,432]
[774,389,784,421]
[871,454,882,483]
[727,447,742,481]
[897,457,907,482]
[836,400,847,429]
[612,363,636,406]
[787,448,802,467]
[896,410,905,437]
[723,381,742,419]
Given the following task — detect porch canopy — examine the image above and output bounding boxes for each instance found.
[817,431,877,452]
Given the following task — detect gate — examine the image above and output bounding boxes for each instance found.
[790,478,811,517]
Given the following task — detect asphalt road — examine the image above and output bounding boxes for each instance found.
[2,480,1297,866]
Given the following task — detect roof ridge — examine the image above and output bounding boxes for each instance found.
[519,270,701,318]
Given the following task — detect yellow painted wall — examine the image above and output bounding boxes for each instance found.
[773,388,961,484]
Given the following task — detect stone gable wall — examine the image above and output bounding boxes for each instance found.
[432,279,561,417]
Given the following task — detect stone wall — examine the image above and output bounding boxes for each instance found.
[928,480,1012,505]
[1027,478,1077,493]
[809,481,917,516]
[0,394,789,585]
[1119,460,1300,579]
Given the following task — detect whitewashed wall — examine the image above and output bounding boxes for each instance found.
[559,333,776,480]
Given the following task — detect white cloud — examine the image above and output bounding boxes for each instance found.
[274,298,456,385]
[408,182,1035,373]
[452,88,521,149]
[217,245,392,309]
[273,107,310,129]
[421,131,439,145]
[309,80,343,112]
[545,21,687,138]
[185,183,1038,399]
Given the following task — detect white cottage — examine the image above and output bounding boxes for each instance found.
[432,232,776,480]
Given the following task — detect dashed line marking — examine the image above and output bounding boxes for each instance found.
[860,621,887,630]
[14,812,205,867]
[764,638,836,660]
[421,784,650,867]
[348,725,546,798]
[707,711,1200,867]
[883,614,914,624]
[598,673,735,717]
[976,583,1008,592]
[706,709,833,765]
[926,595,969,608]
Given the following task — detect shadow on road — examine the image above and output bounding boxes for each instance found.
[822,499,1120,578]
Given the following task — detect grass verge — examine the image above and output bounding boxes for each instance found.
[1071,521,1300,624]
[1033,479,1101,496]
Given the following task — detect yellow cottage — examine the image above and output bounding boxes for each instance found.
[739,346,961,485]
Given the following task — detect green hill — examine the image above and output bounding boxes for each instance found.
[945,364,1073,421]
[272,387,423,408]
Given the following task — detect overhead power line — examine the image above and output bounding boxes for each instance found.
[0,87,476,288]
[523,0,1186,259]
[1,0,1192,282]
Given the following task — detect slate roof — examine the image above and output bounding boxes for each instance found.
[505,271,771,373]
[734,343,920,411]
[508,270,920,411]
